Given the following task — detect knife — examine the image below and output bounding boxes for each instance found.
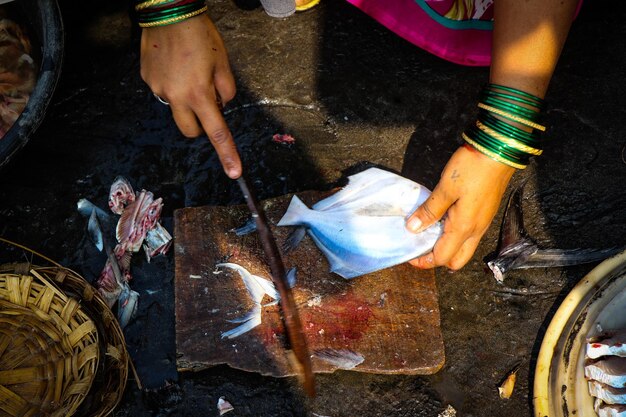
[236,174,316,397]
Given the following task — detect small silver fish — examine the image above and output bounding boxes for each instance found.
[277,167,442,279]
[485,183,624,283]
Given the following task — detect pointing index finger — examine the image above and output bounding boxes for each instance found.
[195,97,242,179]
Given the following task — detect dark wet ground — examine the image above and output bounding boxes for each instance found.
[1,0,626,416]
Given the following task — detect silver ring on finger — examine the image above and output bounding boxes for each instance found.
[153,93,169,106]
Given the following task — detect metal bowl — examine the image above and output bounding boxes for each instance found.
[534,250,626,417]
[0,0,63,168]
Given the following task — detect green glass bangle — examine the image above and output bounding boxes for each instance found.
[481,96,540,121]
[481,90,544,111]
[478,103,546,131]
[138,4,207,26]
[139,2,204,21]
[466,126,531,164]
[139,8,203,23]
[488,83,545,107]
[479,111,542,146]
[475,121,543,156]
[481,96,539,120]
[468,125,533,162]
[135,0,180,12]
[138,1,204,16]
[478,118,541,150]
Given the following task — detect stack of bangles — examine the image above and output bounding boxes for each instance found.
[462,83,546,170]
[135,0,208,28]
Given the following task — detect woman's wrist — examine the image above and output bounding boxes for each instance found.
[135,0,208,28]
[462,83,547,170]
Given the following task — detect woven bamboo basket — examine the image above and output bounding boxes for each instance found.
[0,260,129,417]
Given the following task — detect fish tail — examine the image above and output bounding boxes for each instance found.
[277,195,311,227]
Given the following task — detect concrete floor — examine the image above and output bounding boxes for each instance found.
[1,0,626,416]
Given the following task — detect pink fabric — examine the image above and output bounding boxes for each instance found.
[345,0,584,68]
[346,0,493,67]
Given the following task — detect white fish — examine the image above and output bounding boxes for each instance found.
[585,357,626,388]
[588,331,626,360]
[215,263,279,339]
[595,399,626,417]
[277,167,442,279]
[589,380,626,405]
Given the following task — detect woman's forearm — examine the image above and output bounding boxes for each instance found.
[490,0,579,98]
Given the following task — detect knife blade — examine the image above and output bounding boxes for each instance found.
[236,175,316,397]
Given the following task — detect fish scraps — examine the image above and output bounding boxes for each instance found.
[272,133,296,145]
[586,330,626,416]
[77,176,172,328]
[0,17,37,139]
[213,262,298,339]
[217,397,234,415]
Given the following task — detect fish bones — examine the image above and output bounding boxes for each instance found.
[277,167,442,279]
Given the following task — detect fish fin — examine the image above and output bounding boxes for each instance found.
[252,274,279,301]
[77,198,111,222]
[221,312,262,339]
[277,195,311,227]
[286,267,297,288]
[230,217,257,236]
[226,305,261,323]
[521,247,626,268]
[313,348,365,369]
[87,209,104,252]
[497,182,530,253]
[281,227,307,254]
[217,263,267,304]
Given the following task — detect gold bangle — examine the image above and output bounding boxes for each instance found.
[462,132,527,170]
[138,5,208,27]
[475,121,543,156]
[135,0,179,12]
[478,102,546,132]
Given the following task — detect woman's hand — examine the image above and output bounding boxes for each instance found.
[406,145,516,270]
[140,15,241,178]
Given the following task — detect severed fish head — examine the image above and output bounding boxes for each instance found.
[485,254,508,284]
[108,176,135,215]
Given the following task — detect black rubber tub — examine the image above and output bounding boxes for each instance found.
[0,0,63,168]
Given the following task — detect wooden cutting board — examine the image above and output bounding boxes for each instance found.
[174,192,444,376]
